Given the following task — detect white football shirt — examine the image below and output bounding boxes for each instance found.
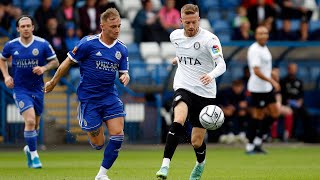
[247,42,273,93]
[170,27,224,98]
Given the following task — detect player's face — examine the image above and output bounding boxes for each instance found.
[255,26,269,46]
[101,17,121,41]
[181,13,200,37]
[17,18,34,39]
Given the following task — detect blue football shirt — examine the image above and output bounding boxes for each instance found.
[0,36,57,93]
[68,34,129,101]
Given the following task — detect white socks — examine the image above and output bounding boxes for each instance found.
[30,151,39,160]
[97,166,108,177]
[246,143,255,152]
[253,137,262,146]
[161,158,170,168]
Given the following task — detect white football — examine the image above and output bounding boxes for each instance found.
[199,105,224,130]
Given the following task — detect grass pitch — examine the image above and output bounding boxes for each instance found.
[0,144,319,180]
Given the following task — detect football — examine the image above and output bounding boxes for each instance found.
[199,105,225,130]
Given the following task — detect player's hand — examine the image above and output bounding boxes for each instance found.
[32,66,47,75]
[172,57,178,65]
[119,73,130,86]
[271,79,280,92]
[4,76,14,88]
[200,74,213,85]
[44,80,56,93]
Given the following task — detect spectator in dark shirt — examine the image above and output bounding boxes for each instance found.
[132,0,162,43]
[34,0,56,37]
[247,0,277,38]
[280,63,308,140]
[218,79,249,144]
[79,0,100,35]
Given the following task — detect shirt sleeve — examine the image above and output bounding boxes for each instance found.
[206,37,224,61]
[248,47,261,68]
[206,36,226,79]
[44,41,57,60]
[119,47,129,72]
[67,36,88,63]
[0,42,12,60]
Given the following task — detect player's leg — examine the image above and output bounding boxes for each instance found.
[246,107,264,154]
[94,117,124,180]
[190,127,206,180]
[259,102,280,139]
[22,108,42,168]
[95,99,125,180]
[255,93,279,148]
[156,101,188,179]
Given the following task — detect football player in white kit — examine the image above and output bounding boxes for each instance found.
[156,4,226,180]
[245,26,280,154]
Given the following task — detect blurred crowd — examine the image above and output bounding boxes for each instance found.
[232,0,320,41]
[1,0,319,48]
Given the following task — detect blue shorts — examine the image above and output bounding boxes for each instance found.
[77,98,126,131]
[13,91,44,115]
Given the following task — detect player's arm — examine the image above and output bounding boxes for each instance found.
[44,57,75,93]
[119,72,130,86]
[32,57,60,75]
[201,38,226,85]
[253,66,280,91]
[0,57,14,88]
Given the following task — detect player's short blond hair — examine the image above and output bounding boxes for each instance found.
[181,4,199,16]
[100,8,120,23]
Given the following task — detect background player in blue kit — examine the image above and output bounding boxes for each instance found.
[44,8,130,180]
[0,15,59,168]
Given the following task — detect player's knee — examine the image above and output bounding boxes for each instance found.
[25,119,36,127]
[191,139,202,149]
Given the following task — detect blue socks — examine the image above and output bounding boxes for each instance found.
[24,130,37,151]
[101,135,124,169]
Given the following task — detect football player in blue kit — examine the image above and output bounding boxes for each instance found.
[0,15,59,168]
[45,8,129,180]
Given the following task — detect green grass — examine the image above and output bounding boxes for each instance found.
[0,144,319,180]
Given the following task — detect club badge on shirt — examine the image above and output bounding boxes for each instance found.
[32,48,39,56]
[194,42,200,50]
[115,51,121,60]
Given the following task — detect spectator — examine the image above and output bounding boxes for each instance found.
[247,0,277,36]
[132,0,163,43]
[280,63,309,140]
[232,18,254,40]
[158,0,181,41]
[269,68,294,141]
[56,0,82,38]
[33,0,56,37]
[97,0,123,18]
[0,2,22,38]
[43,17,67,65]
[79,0,100,36]
[279,0,315,41]
[65,22,80,51]
[233,6,249,29]
[218,79,249,144]
[64,22,80,89]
